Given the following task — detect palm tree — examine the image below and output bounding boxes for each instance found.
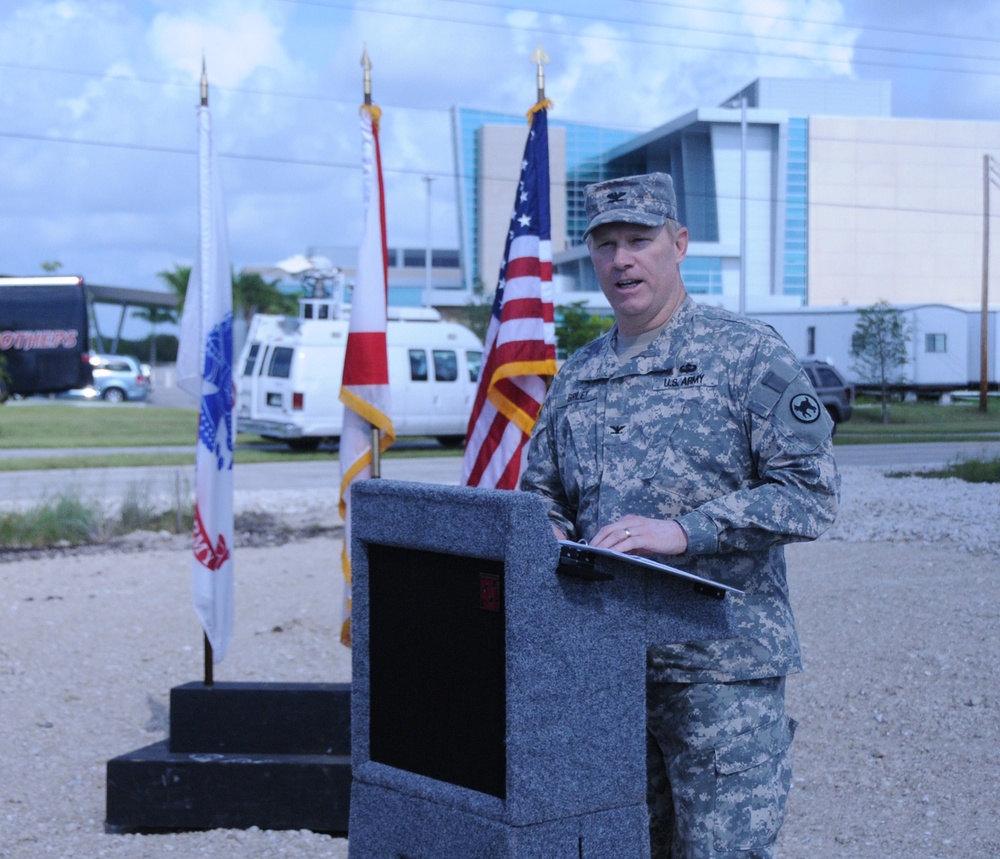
[232,271,299,323]
[157,265,191,312]
[131,305,179,366]
[157,265,297,323]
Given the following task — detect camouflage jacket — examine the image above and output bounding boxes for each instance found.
[521,297,841,683]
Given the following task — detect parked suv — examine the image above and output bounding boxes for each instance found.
[58,353,148,403]
[802,360,853,425]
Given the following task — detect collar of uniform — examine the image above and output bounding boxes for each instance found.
[574,296,696,381]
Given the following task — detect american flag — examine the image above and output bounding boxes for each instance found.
[461,106,556,489]
[337,103,395,647]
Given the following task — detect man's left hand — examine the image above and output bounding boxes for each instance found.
[590,515,688,556]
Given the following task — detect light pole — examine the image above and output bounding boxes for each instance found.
[723,94,748,315]
[738,96,747,316]
[980,154,1000,412]
[423,175,434,308]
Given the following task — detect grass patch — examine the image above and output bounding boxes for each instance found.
[116,483,192,536]
[835,396,1000,444]
[0,405,465,469]
[888,455,1000,483]
[0,404,199,448]
[0,492,100,547]
[0,482,195,549]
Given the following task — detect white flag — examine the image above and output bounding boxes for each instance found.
[176,97,234,663]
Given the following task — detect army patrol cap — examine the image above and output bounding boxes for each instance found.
[583,172,678,239]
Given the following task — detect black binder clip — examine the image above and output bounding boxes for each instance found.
[556,543,614,581]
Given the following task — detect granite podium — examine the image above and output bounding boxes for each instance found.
[348,480,739,859]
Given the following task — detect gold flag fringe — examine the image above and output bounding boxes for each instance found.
[526,98,553,122]
[360,102,382,129]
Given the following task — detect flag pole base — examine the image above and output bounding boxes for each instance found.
[105,682,351,834]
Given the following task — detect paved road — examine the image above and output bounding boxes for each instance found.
[3,441,1000,508]
[831,439,1000,468]
[0,455,465,507]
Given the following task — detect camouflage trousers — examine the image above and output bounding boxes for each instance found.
[646,677,797,859]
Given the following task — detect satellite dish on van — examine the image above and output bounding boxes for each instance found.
[275,254,335,276]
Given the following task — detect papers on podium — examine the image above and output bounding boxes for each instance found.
[557,540,742,598]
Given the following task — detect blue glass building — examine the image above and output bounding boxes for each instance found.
[454,77,893,314]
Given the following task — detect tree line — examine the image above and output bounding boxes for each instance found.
[131,266,300,365]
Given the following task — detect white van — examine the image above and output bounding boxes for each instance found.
[235,296,484,450]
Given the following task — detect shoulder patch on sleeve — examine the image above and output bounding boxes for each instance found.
[789,392,822,424]
[772,370,834,445]
[761,369,791,395]
[748,359,798,418]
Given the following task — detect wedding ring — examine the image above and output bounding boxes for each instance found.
[624,528,631,539]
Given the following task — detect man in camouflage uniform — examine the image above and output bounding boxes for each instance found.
[521,173,840,858]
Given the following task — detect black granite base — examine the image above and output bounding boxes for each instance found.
[105,682,351,834]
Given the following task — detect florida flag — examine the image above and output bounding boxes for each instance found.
[338,103,396,647]
[461,104,557,489]
[176,87,234,663]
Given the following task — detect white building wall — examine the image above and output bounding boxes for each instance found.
[746,124,778,303]
[808,116,1000,307]
[709,119,780,309]
[709,122,741,301]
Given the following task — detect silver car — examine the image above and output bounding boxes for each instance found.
[58,353,149,403]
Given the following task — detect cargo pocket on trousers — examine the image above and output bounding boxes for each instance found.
[712,716,798,852]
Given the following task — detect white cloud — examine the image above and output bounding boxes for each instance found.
[1,0,996,299]
[147,1,291,88]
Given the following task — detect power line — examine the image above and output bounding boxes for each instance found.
[3,127,998,223]
[4,110,1000,181]
[273,0,1000,76]
[614,0,1000,49]
[4,0,1000,124]
[0,128,457,180]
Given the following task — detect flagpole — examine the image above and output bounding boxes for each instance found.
[338,48,396,646]
[200,57,214,688]
[179,55,235,674]
[460,47,557,489]
[361,46,381,481]
[204,632,213,686]
[532,42,548,104]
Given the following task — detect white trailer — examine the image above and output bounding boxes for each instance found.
[751,303,999,392]
[236,296,483,450]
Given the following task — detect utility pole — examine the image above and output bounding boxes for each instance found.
[981,155,1000,413]
[423,176,434,308]
[739,96,747,316]
[724,93,748,315]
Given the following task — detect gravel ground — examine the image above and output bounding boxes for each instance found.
[1,465,998,858]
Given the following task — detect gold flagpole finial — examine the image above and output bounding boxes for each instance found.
[361,44,372,106]
[200,56,208,106]
[531,43,549,103]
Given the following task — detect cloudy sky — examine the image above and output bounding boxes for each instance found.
[2,0,1000,301]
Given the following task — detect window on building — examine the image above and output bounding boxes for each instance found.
[432,249,460,268]
[679,257,722,295]
[925,333,947,353]
[403,249,425,267]
[806,326,816,356]
[409,349,428,381]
